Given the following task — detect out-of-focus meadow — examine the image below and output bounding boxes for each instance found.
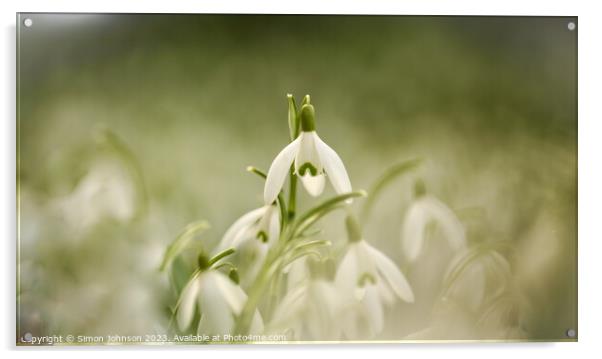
[17,15,576,342]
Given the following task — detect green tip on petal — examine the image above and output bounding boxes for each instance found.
[414,179,427,198]
[298,162,318,176]
[198,253,211,271]
[345,215,363,243]
[228,268,240,284]
[357,272,377,287]
[300,104,316,132]
[256,231,268,243]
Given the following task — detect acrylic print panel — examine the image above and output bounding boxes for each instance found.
[16,14,577,345]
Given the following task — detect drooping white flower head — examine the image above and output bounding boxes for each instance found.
[263,103,351,204]
[176,264,263,335]
[218,204,280,250]
[269,258,343,340]
[401,181,466,262]
[335,216,414,338]
[54,160,136,233]
[215,204,280,287]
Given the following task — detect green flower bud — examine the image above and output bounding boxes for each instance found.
[287,94,299,140]
[345,215,363,243]
[300,104,316,132]
[301,94,311,106]
[197,253,211,271]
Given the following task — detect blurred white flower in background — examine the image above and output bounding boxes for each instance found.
[264,103,351,204]
[53,160,136,234]
[284,256,309,291]
[405,246,522,340]
[442,248,512,313]
[401,181,466,262]
[335,216,414,338]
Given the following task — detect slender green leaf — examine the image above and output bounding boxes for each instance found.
[362,158,423,220]
[287,239,332,260]
[293,191,367,236]
[169,255,193,295]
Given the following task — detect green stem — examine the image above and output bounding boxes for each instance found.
[288,166,297,221]
[233,247,281,334]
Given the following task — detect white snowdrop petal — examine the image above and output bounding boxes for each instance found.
[218,207,266,251]
[314,133,352,195]
[378,280,396,305]
[295,132,322,173]
[212,271,248,315]
[401,199,430,261]
[286,257,309,291]
[264,137,301,205]
[365,242,415,303]
[236,239,268,289]
[314,280,341,320]
[306,284,335,339]
[269,284,307,329]
[335,245,359,298]
[249,309,265,334]
[299,173,325,196]
[427,196,467,251]
[267,205,281,246]
[340,307,359,339]
[198,273,235,335]
[176,276,201,331]
[363,285,384,336]
[355,241,378,279]
[230,225,255,249]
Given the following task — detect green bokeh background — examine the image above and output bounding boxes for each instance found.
[17,14,577,342]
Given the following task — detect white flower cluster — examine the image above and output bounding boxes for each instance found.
[169,94,497,341]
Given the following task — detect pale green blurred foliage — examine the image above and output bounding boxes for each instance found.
[17,15,576,341]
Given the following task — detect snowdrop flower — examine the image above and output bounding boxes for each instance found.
[215,204,280,287]
[269,258,342,340]
[54,160,136,233]
[284,256,310,291]
[263,102,351,204]
[335,216,414,338]
[442,248,512,313]
[401,181,466,262]
[218,204,280,248]
[176,254,263,335]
